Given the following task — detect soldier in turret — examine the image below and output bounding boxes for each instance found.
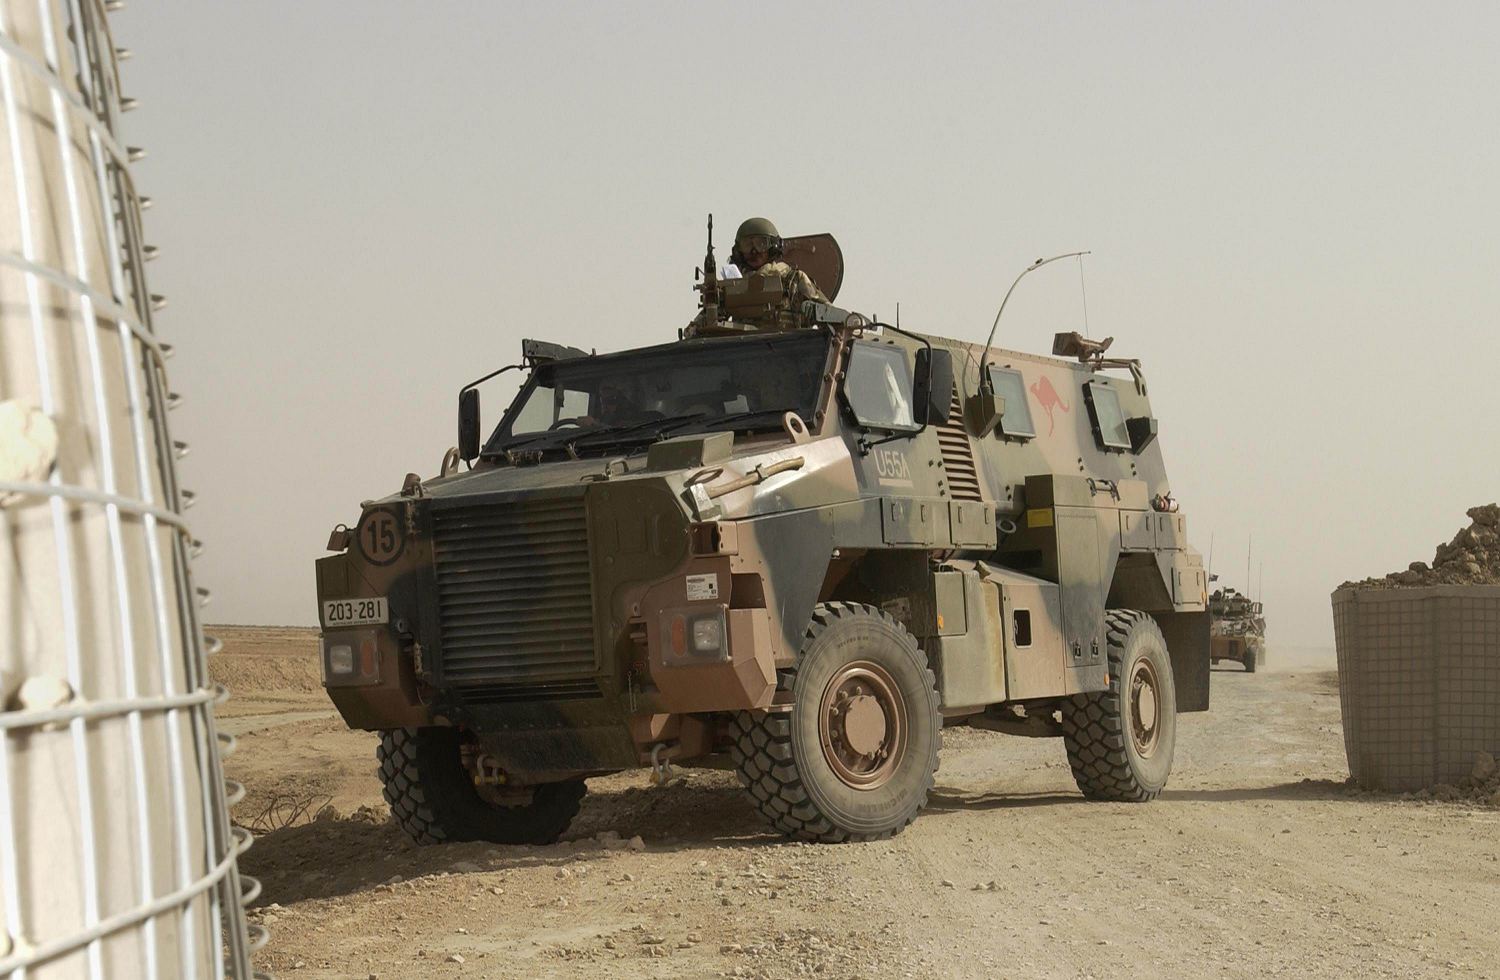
[686,217,831,338]
[728,217,828,306]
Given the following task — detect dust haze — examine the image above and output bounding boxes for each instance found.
[116,2,1500,650]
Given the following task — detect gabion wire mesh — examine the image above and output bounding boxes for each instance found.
[1333,584,1500,792]
[0,1,256,976]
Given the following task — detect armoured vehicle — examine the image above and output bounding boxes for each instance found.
[315,231,1210,844]
[1209,588,1265,672]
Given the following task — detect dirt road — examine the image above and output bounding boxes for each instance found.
[211,627,1500,979]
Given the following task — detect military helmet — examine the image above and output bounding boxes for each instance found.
[735,217,780,243]
[732,216,782,265]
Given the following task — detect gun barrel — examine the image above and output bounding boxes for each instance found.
[700,213,718,326]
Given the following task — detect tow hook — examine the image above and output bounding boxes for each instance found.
[649,743,677,787]
[472,753,507,787]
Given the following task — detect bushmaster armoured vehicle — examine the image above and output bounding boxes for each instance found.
[315,237,1210,844]
[1209,588,1265,672]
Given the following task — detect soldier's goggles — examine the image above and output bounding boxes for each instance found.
[738,235,776,254]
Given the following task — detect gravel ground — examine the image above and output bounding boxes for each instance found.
[211,628,1500,979]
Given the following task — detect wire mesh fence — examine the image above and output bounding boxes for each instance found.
[1333,584,1500,792]
[1,1,256,976]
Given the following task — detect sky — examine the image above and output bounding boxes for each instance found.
[116,1,1500,651]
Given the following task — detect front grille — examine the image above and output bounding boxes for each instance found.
[453,679,601,704]
[430,494,598,685]
[936,392,983,501]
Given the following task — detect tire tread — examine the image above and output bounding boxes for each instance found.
[376,727,585,846]
[730,601,940,843]
[1061,609,1168,802]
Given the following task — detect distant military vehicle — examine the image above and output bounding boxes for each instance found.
[315,229,1210,844]
[1209,588,1266,672]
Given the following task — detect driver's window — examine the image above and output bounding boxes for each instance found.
[559,388,589,420]
[510,380,589,435]
[844,343,916,430]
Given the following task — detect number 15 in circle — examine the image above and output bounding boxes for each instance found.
[357,508,403,565]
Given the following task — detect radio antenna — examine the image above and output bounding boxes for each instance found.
[1077,253,1090,333]
[978,251,1089,388]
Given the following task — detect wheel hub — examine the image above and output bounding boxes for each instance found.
[841,695,887,756]
[1130,657,1161,757]
[818,662,907,789]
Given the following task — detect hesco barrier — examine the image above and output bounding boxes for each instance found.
[0,2,255,977]
[1332,585,1500,792]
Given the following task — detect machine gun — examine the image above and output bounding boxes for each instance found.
[1053,330,1147,394]
[687,217,848,338]
[698,213,718,329]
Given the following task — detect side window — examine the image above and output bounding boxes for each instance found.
[1084,381,1131,450]
[985,366,1036,439]
[844,343,917,431]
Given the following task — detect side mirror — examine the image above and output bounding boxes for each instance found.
[912,348,955,427]
[458,388,481,462]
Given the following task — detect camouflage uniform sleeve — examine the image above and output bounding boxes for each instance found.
[792,270,829,305]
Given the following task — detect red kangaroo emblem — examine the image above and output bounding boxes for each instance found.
[1029,375,1071,435]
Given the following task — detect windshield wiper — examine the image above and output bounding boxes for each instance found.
[569,412,709,448]
[481,424,603,458]
[483,412,709,460]
[483,408,797,461]
[672,408,799,435]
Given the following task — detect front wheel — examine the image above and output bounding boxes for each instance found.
[730,602,941,843]
[1061,609,1177,802]
[378,727,585,845]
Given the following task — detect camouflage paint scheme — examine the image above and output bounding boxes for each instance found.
[1209,588,1266,669]
[316,324,1210,786]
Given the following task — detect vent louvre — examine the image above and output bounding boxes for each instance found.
[431,495,599,685]
[935,391,983,501]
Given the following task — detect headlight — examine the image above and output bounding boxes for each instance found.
[327,643,354,674]
[692,617,723,652]
[660,607,729,665]
[322,632,382,686]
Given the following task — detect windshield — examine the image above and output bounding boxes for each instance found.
[484,332,830,455]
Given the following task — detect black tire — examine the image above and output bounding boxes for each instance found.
[1243,651,1257,673]
[377,727,585,845]
[730,602,941,843]
[1061,609,1177,802]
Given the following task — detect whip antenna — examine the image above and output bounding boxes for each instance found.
[1077,253,1090,333]
[977,251,1089,388]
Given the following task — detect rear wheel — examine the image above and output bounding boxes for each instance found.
[377,727,585,845]
[1061,609,1176,801]
[731,602,941,842]
[1243,650,1257,673]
